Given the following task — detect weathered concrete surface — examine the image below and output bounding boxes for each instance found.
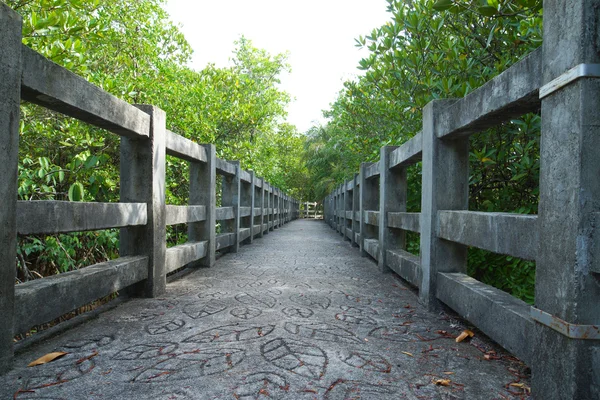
[165,205,206,226]
[533,1,600,398]
[436,47,541,139]
[14,256,148,334]
[436,211,537,261]
[120,105,167,298]
[2,220,530,399]
[0,2,22,374]
[389,132,423,169]
[165,130,208,163]
[17,201,148,235]
[21,45,150,139]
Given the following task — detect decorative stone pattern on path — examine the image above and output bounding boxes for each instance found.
[1,220,531,399]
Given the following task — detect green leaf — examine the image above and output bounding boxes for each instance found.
[433,0,453,11]
[478,6,497,16]
[68,182,85,202]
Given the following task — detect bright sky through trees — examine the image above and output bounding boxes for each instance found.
[165,0,390,132]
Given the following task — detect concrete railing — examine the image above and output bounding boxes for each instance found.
[300,201,322,219]
[323,2,600,398]
[0,4,299,373]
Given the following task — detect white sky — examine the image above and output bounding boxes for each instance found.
[165,0,390,133]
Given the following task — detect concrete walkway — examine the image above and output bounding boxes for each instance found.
[2,220,530,399]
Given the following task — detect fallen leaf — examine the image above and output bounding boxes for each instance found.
[27,352,68,367]
[455,329,475,343]
[433,379,452,386]
[443,371,454,375]
[401,351,414,357]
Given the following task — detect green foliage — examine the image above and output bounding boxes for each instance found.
[304,0,542,302]
[11,0,308,278]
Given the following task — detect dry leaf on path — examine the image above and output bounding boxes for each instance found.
[401,351,414,357]
[509,382,531,392]
[28,352,68,367]
[433,378,452,386]
[455,329,475,343]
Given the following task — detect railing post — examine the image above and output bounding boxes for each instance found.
[120,105,167,297]
[532,1,600,398]
[419,99,468,309]
[189,144,216,267]
[264,183,270,234]
[352,174,359,247]
[269,185,274,232]
[279,191,283,227]
[378,146,404,273]
[274,189,279,229]
[359,163,378,257]
[222,160,240,253]
[341,186,346,238]
[336,187,342,231]
[0,3,22,373]
[258,177,265,238]
[247,171,255,244]
[342,182,350,240]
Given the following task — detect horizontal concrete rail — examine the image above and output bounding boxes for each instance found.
[216,207,235,221]
[166,241,208,273]
[254,208,263,216]
[437,211,537,260]
[239,228,251,242]
[216,158,236,176]
[346,180,355,191]
[252,225,261,235]
[389,132,423,169]
[165,205,206,226]
[354,212,360,221]
[216,233,235,251]
[240,170,252,183]
[364,163,380,180]
[165,130,207,163]
[363,239,379,261]
[345,211,352,219]
[240,207,252,217]
[363,210,380,226]
[14,256,148,334]
[436,48,542,140]
[17,201,147,235]
[386,249,421,288]
[388,212,421,233]
[253,177,262,188]
[345,227,352,239]
[436,272,533,364]
[20,46,150,139]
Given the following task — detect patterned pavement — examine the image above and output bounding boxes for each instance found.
[1,219,531,399]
